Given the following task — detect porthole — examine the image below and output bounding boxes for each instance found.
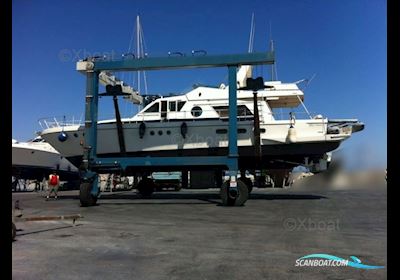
[150,131,155,136]
[260,128,266,133]
[158,130,163,135]
[191,106,202,117]
[166,130,171,135]
[73,133,79,138]
[238,128,247,134]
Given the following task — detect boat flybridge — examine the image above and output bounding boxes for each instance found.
[39,64,364,187]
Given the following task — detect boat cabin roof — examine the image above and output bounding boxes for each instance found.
[138,81,304,115]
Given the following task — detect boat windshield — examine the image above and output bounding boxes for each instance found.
[30,137,46,143]
[144,102,159,113]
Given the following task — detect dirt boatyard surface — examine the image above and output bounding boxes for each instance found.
[12,175,386,280]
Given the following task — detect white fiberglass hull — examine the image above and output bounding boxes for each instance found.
[40,119,352,168]
[12,142,78,179]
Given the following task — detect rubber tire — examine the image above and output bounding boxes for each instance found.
[12,222,16,241]
[220,180,249,206]
[137,178,155,198]
[283,176,292,187]
[273,175,285,188]
[80,182,98,207]
[239,177,253,194]
[215,169,223,189]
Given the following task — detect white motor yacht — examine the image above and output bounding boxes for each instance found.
[38,65,364,177]
[12,136,79,181]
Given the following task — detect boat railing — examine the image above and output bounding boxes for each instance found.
[134,109,323,122]
[38,116,84,130]
[37,111,325,130]
[184,109,321,121]
[271,111,321,121]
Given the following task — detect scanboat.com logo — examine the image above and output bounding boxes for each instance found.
[295,254,384,270]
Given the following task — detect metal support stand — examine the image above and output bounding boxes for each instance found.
[80,70,100,206]
[227,65,240,201]
[253,90,262,164]
[112,95,127,155]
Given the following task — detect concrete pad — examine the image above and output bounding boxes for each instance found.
[12,186,386,279]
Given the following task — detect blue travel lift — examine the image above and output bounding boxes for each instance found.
[77,51,274,207]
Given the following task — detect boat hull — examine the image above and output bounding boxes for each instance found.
[40,119,348,172]
[65,141,340,171]
[12,165,80,181]
[12,144,79,180]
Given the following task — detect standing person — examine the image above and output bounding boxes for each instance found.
[41,176,47,191]
[46,171,60,200]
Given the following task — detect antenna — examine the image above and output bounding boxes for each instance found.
[301,73,317,91]
[269,21,278,81]
[248,13,255,53]
[294,73,317,119]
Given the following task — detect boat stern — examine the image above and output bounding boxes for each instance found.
[327,119,365,137]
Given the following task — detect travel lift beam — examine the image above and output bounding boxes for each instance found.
[77,51,274,207]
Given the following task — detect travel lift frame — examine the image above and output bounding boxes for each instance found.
[77,51,274,207]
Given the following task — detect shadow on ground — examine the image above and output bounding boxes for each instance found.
[52,191,327,206]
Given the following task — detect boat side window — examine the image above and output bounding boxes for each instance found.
[177,101,186,111]
[145,102,159,113]
[237,105,253,116]
[169,101,176,112]
[213,106,229,117]
[213,105,253,117]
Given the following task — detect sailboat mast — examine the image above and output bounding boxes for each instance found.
[270,39,275,81]
[136,15,141,92]
[248,13,255,53]
[269,22,278,81]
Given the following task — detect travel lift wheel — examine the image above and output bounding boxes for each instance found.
[239,170,253,194]
[266,169,292,188]
[80,182,98,207]
[12,222,16,241]
[238,177,253,194]
[137,178,155,198]
[272,171,291,188]
[220,179,249,206]
[273,175,285,188]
